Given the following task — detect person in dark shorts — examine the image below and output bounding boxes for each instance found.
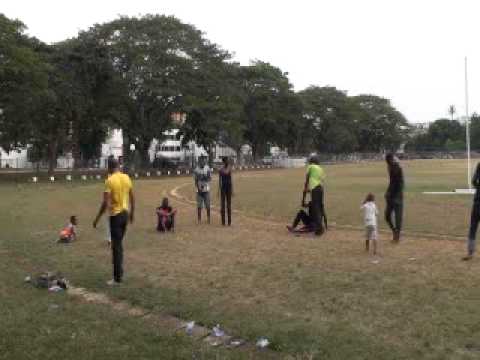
[463,162,480,260]
[287,201,314,232]
[156,197,176,232]
[219,156,233,226]
[93,158,135,286]
[385,153,404,243]
[302,155,327,236]
[194,156,212,224]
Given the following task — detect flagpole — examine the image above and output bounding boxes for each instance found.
[465,56,471,189]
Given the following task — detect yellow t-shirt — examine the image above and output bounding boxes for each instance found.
[307,164,326,190]
[105,172,133,216]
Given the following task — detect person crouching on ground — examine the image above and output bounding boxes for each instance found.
[58,216,77,243]
[287,201,314,233]
[156,197,176,232]
[361,193,379,255]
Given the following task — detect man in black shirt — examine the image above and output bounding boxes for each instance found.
[463,162,480,260]
[385,153,404,243]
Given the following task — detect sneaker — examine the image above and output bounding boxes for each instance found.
[106,279,121,286]
[462,255,473,261]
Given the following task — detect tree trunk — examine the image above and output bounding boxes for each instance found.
[251,143,257,163]
[72,121,82,169]
[139,138,152,170]
[207,144,214,168]
[235,147,242,166]
[47,139,58,175]
[122,132,131,174]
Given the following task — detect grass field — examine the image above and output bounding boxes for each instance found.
[1,159,480,359]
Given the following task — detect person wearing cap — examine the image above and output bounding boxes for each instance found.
[302,155,326,236]
[385,153,404,243]
[93,157,135,286]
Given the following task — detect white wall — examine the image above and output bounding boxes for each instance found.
[0,148,29,168]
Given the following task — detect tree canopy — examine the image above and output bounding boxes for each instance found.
[0,12,413,171]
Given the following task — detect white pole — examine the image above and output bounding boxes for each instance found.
[465,56,472,189]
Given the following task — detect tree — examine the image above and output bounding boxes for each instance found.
[179,53,241,165]
[351,95,409,152]
[240,61,299,160]
[448,105,456,121]
[53,34,120,168]
[85,15,230,169]
[298,86,358,154]
[0,14,49,154]
[470,113,480,151]
[406,118,465,152]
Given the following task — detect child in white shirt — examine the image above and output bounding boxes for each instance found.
[361,193,379,255]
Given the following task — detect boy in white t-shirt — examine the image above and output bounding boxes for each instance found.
[361,193,379,255]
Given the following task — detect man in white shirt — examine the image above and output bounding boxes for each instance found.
[194,156,212,224]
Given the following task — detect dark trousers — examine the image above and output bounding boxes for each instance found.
[385,197,403,233]
[311,185,325,235]
[293,210,312,228]
[157,215,175,232]
[109,211,128,282]
[221,188,232,226]
[468,202,480,255]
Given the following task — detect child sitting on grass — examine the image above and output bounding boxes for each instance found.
[58,216,77,243]
[361,193,378,255]
[156,198,176,232]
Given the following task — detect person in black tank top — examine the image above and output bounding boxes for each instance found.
[219,157,233,226]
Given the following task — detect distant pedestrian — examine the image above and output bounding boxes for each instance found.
[302,155,327,236]
[385,153,404,242]
[194,156,212,224]
[93,158,135,286]
[463,162,480,260]
[361,193,379,255]
[219,156,233,226]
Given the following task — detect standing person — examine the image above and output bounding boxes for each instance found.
[385,153,404,243]
[93,158,135,286]
[219,156,233,226]
[194,156,212,224]
[361,193,379,255]
[302,155,326,236]
[463,162,480,260]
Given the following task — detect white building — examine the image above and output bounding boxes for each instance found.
[0,148,29,169]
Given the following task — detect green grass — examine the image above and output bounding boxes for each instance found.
[182,159,474,237]
[1,159,480,359]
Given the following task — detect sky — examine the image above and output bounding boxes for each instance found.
[2,0,480,124]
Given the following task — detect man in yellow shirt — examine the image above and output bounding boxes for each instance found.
[93,158,135,285]
[302,155,326,236]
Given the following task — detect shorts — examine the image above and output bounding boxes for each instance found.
[197,191,210,209]
[366,225,377,241]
